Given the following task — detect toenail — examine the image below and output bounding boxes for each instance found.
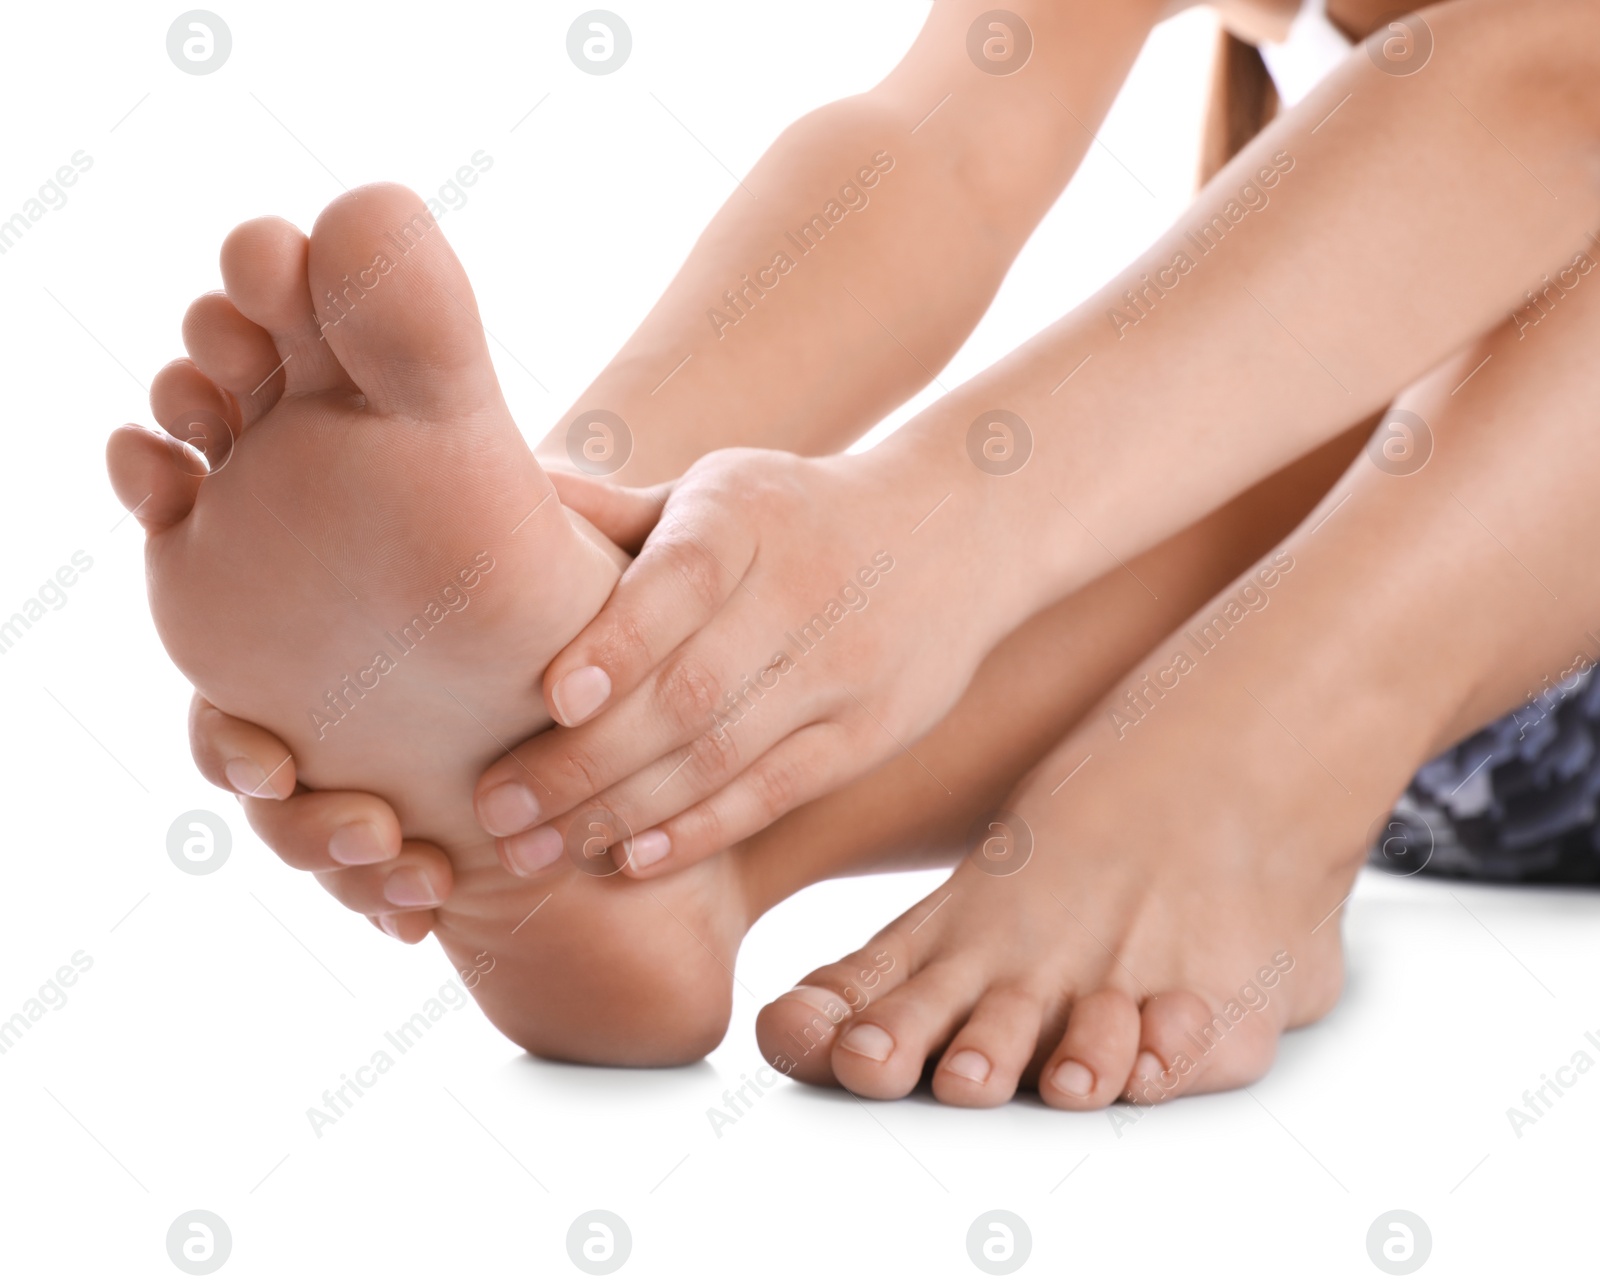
[328,823,392,866]
[1133,1051,1165,1089]
[944,1049,992,1084]
[224,757,282,799]
[839,1023,895,1062]
[384,868,438,908]
[1050,1059,1095,1098]
[626,829,671,870]
[551,666,611,726]
[785,986,853,1025]
[503,825,564,877]
[376,914,402,938]
[478,782,540,836]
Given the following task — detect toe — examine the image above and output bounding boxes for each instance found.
[832,960,980,1100]
[305,182,501,417]
[181,291,287,426]
[757,936,910,1086]
[756,985,855,1086]
[1039,988,1140,1110]
[105,423,201,533]
[219,216,350,394]
[149,358,238,473]
[931,986,1044,1108]
[1125,990,1279,1105]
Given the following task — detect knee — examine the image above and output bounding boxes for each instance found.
[1413,0,1600,121]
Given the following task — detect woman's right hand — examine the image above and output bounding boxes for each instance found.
[187,693,449,943]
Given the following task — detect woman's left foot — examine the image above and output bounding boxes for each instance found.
[757,545,1425,1108]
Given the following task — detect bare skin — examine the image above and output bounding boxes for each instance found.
[182,0,1337,936]
[762,265,1600,1105]
[146,0,1600,1095]
[483,0,1600,879]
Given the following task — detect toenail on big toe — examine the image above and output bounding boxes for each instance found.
[839,1023,895,1062]
[784,986,852,1027]
[945,1050,992,1084]
[384,868,438,907]
[1050,1059,1095,1098]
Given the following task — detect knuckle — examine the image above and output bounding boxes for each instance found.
[655,654,724,730]
[687,723,742,782]
[559,747,610,803]
[595,610,653,679]
[666,801,717,856]
[745,751,806,819]
[658,537,724,613]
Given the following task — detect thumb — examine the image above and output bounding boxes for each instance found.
[547,469,673,554]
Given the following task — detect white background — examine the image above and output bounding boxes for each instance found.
[2,2,1596,1281]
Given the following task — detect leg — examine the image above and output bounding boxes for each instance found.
[758,265,1600,1105]
[149,253,1368,1067]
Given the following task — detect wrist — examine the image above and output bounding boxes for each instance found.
[851,421,1075,653]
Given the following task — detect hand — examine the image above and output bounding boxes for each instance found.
[473,446,1013,879]
[187,693,449,942]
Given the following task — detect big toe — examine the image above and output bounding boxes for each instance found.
[306,183,500,418]
[1126,990,1279,1105]
[756,986,856,1086]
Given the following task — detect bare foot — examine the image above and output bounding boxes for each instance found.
[108,184,757,1063]
[755,545,1415,1107]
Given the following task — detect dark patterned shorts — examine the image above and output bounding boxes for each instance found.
[1372,669,1600,883]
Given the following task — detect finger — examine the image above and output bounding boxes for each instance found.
[476,629,766,842]
[188,694,297,799]
[149,357,238,471]
[531,708,825,876]
[239,789,402,873]
[538,496,756,728]
[615,723,853,877]
[491,708,765,876]
[368,911,437,944]
[547,470,671,552]
[105,423,202,534]
[314,841,453,914]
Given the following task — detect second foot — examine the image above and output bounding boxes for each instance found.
[754,610,1394,1107]
[756,804,1350,1109]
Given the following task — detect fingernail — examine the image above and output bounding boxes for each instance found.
[503,825,564,876]
[328,823,392,866]
[1050,1059,1095,1098]
[838,1023,895,1062]
[224,757,281,799]
[384,867,439,908]
[376,914,402,938]
[1133,1051,1164,1088]
[944,1049,992,1084]
[478,782,540,836]
[626,829,671,870]
[551,665,611,726]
